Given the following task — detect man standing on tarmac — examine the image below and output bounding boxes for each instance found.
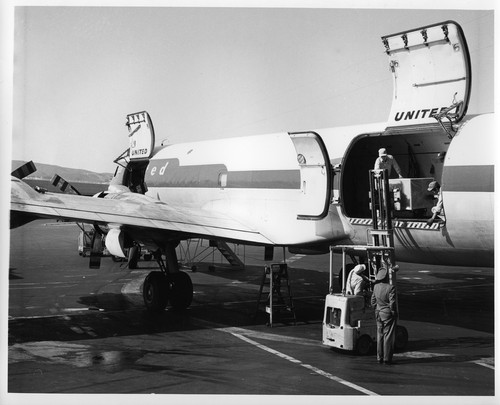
[371,267,398,365]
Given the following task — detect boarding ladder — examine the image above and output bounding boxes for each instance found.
[255,263,296,327]
[209,240,245,269]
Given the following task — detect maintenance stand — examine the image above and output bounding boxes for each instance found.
[255,262,296,327]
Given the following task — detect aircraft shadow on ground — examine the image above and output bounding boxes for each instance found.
[8,264,494,344]
[8,288,324,344]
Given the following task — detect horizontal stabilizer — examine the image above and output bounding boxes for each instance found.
[51,174,82,195]
[11,161,36,180]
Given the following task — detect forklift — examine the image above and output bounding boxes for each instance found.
[322,245,408,355]
[322,169,408,355]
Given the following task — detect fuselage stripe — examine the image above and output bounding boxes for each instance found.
[443,165,494,192]
[145,159,300,189]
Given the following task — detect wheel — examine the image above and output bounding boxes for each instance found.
[395,325,409,351]
[128,245,140,269]
[356,334,373,355]
[169,271,193,310]
[143,272,169,312]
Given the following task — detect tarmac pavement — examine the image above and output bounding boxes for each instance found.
[6,221,496,403]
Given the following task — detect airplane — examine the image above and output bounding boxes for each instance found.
[10,21,494,312]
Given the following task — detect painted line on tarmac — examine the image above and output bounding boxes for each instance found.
[225,330,378,396]
[471,358,494,370]
[403,283,494,294]
[220,327,319,347]
[10,281,80,290]
[394,351,451,359]
[222,328,455,361]
[9,307,105,321]
[43,222,79,227]
[62,307,104,312]
[287,254,306,263]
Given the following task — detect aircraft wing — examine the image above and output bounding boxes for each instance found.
[10,177,274,245]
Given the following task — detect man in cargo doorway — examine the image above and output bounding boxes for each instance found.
[374,148,404,178]
[427,180,445,225]
[371,266,398,365]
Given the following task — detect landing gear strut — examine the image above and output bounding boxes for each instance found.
[143,242,193,312]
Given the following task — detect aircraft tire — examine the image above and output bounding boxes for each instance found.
[169,271,193,310]
[356,334,373,356]
[143,271,169,312]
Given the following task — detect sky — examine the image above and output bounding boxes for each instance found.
[3,2,495,175]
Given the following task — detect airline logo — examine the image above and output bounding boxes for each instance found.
[393,106,449,122]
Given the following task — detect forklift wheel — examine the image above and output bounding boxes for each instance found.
[356,335,373,356]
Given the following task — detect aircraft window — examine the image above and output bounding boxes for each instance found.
[297,153,306,165]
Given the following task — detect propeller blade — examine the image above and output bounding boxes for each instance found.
[11,161,36,179]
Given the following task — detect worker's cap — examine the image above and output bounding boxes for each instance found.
[427,181,440,191]
[354,264,366,275]
[376,268,388,281]
[378,148,388,157]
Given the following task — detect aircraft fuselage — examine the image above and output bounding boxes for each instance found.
[113,112,494,268]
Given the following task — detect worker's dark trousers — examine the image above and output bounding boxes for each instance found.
[376,310,396,362]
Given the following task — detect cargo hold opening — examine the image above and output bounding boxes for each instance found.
[341,129,450,221]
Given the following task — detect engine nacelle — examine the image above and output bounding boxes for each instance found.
[105,228,127,258]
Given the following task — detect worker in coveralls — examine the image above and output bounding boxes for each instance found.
[346,264,369,296]
[374,148,404,178]
[371,267,398,364]
[427,180,445,225]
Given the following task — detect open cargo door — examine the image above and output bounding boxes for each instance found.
[289,132,331,220]
[127,111,155,161]
[382,21,471,130]
[112,111,155,194]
